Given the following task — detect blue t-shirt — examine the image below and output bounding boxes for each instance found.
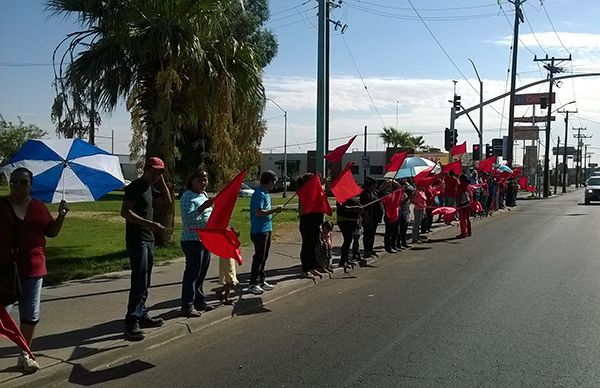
[180,190,212,241]
[250,186,272,233]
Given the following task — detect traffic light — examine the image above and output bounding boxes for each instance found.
[453,95,461,112]
[472,144,480,160]
[444,127,452,151]
[453,129,458,146]
[486,144,493,158]
[540,96,548,109]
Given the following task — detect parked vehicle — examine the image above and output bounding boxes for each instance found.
[584,176,600,204]
[239,183,255,198]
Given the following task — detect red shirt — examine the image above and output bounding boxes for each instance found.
[443,176,459,198]
[0,198,53,277]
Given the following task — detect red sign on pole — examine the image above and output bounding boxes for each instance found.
[514,93,555,106]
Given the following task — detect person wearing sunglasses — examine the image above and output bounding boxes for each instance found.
[0,167,69,373]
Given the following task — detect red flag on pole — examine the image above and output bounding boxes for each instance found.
[297,174,333,216]
[442,160,462,175]
[414,165,436,181]
[331,162,363,204]
[451,141,467,156]
[381,189,403,223]
[324,135,357,163]
[519,176,528,190]
[196,170,245,265]
[478,156,496,173]
[385,151,409,172]
[0,307,33,358]
[512,167,523,178]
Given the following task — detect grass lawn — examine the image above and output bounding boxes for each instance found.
[1,185,300,285]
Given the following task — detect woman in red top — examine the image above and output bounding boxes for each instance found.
[1,167,68,373]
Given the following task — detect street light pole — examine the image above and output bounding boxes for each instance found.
[396,100,399,129]
[267,99,288,198]
[555,101,576,192]
[468,58,484,161]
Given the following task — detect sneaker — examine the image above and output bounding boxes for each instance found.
[261,281,275,291]
[124,321,145,341]
[249,285,264,295]
[138,315,164,329]
[17,352,40,373]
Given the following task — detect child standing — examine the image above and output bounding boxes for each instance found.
[319,220,335,273]
[216,228,240,305]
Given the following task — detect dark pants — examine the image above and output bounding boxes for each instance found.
[125,240,154,323]
[299,213,323,272]
[421,209,433,233]
[384,217,398,251]
[180,240,211,309]
[459,207,472,236]
[397,217,409,247]
[250,232,271,285]
[338,221,357,266]
[362,222,377,254]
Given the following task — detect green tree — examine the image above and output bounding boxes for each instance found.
[48,0,274,244]
[379,126,429,153]
[0,115,46,161]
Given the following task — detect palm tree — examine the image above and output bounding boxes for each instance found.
[47,0,268,244]
[379,126,427,153]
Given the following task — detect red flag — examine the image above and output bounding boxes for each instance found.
[414,165,436,181]
[324,135,357,163]
[0,307,33,358]
[381,188,403,223]
[451,141,467,156]
[385,151,409,172]
[431,206,457,223]
[297,174,333,216]
[478,156,496,173]
[331,162,363,204]
[442,160,462,175]
[196,170,245,265]
[470,201,483,213]
[512,167,523,178]
[527,185,536,192]
[414,175,437,189]
[519,176,528,190]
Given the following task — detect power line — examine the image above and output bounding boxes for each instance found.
[345,0,500,12]
[539,1,571,56]
[340,35,386,128]
[269,0,312,18]
[522,8,548,56]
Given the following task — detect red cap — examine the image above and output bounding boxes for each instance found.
[145,157,165,171]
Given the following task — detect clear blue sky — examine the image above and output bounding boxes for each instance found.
[2,0,600,165]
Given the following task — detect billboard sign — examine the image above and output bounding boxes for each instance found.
[514,93,555,106]
[552,146,576,156]
[514,126,540,140]
[513,116,555,123]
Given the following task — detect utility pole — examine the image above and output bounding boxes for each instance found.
[558,108,577,192]
[315,0,327,176]
[573,127,589,187]
[363,125,368,184]
[554,136,560,194]
[506,0,526,165]
[469,58,484,160]
[534,55,571,197]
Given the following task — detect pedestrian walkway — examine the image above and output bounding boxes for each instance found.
[1,189,571,387]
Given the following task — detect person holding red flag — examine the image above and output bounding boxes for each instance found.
[380,179,401,253]
[249,171,282,295]
[179,169,216,318]
[296,173,332,278]
[360,177,383,259]
[456,174,472,239]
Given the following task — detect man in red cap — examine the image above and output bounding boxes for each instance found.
[120,156,172,341]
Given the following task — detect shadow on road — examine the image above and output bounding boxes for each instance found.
[68,359,154,386]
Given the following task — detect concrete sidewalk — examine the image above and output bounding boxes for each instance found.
[1,189,567,387]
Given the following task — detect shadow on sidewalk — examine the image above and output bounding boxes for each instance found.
[0,320,127,360]
[68,359,154,386]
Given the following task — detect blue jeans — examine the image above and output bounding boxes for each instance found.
[6,276,43,324]
[125,240,154,323]
[181,240,211,309]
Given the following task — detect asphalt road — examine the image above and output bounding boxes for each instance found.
[80,190,600,387]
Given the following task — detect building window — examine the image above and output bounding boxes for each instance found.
[370,165,384,175]
[351,165,359,175]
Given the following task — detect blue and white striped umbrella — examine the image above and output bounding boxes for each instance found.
[1,139,125,203]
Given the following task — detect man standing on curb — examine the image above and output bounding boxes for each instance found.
[120,157,172,341]
[249,170,282,295]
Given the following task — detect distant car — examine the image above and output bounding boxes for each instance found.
[584,176,600,204]
[239,183,255,198]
